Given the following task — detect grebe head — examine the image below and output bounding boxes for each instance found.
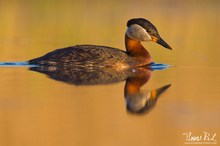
[126,18,172,50]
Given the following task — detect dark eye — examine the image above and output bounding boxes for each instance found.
[146,30,151,33]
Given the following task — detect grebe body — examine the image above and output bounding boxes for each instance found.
[29,45,140,69]
[29,18,172,68]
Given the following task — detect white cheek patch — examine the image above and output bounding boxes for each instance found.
[126,24,152,42]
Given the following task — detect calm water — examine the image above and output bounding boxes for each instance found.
[0,1,220,146]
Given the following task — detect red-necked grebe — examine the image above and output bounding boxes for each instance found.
[29,18,172,69]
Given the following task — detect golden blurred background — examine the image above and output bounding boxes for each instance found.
[0,0,219,65]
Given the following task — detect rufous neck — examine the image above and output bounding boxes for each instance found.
[125,34,152,65]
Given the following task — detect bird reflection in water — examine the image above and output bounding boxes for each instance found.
[125,71,171,114]
[30,64,171,114]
